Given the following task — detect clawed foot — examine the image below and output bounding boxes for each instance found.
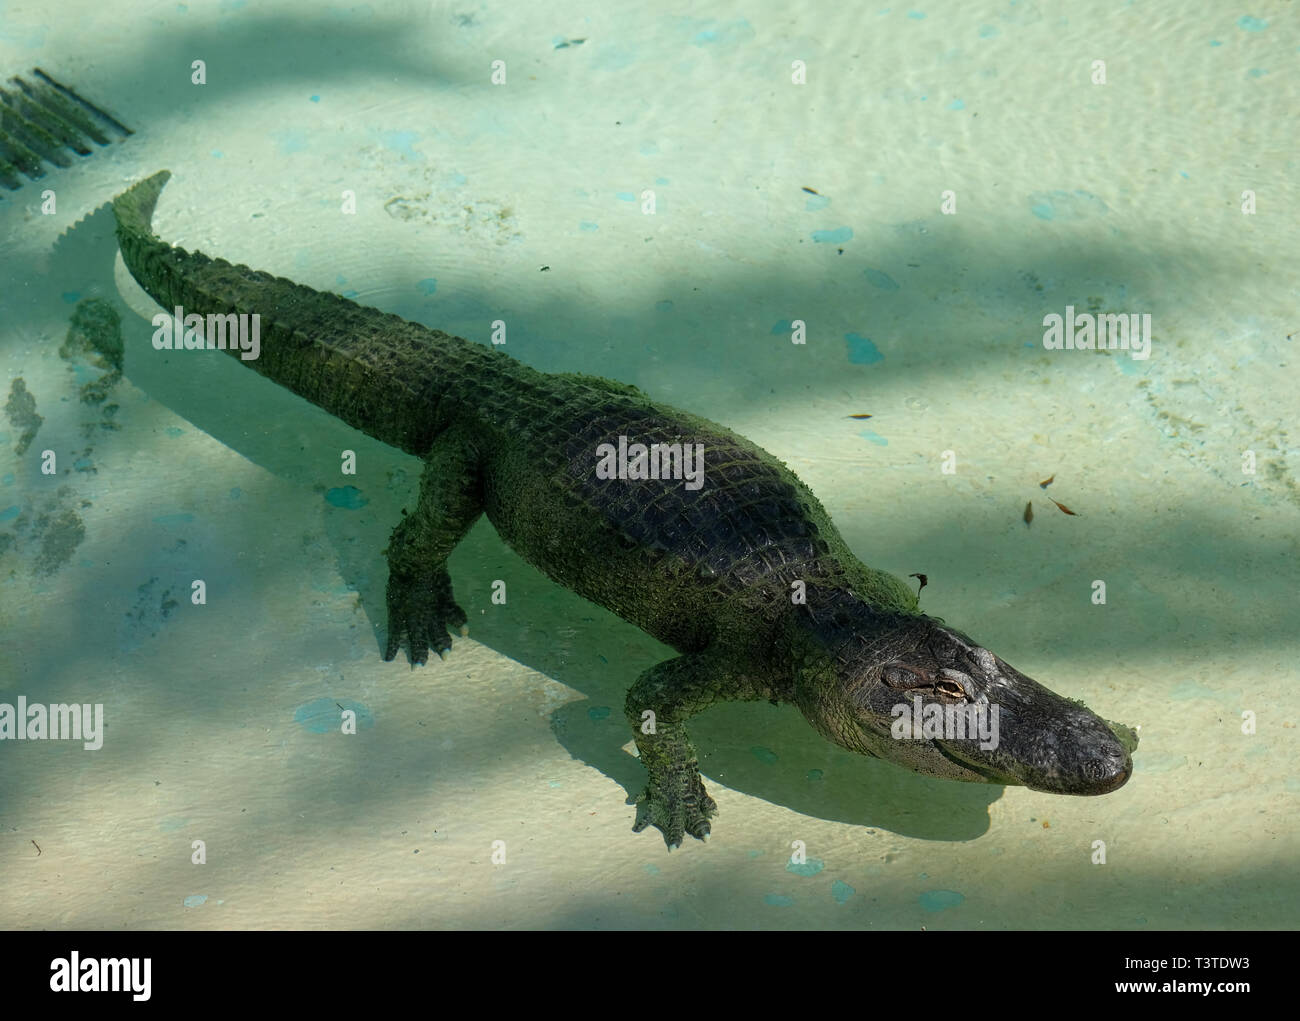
[631,767,718,849]
[383,566,467,665]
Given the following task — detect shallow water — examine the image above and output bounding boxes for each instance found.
[1,1,1296,930]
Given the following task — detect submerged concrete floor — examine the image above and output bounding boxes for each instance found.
[1,0,1296,928]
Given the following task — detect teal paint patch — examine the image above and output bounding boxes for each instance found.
[325,486,368,509]
[1028,190,1110,221]
[655,301,673,313]
[587,706,611,721]
[380,130,422,160]
[229,487,242,500]
[920,889,964,912]
[639,142,659,155]
[978,24,999,38]
[805,194,830,211]
[580,221,599,231]
[786,858,825,877]
[805,768,823,781]
[159,817,189,832]
[947,98,965,110]
[770,319,793,334]
[310,94,320,102]
[750,746,779,765]
[687,18,755,47]
[845,333,884,365]
[293,698,374,733]
[858,429,888,446]
[812,226,853,243]
[764,893,795,906]
[1209,39,1221,47]
[61,292,80,304]
[831,879,855,903]
[2,473,14,485]
[417,278,438,296]
[0,505,19,522]
[906,10,926,18]
[747,849,764,858]
[655,177,670,185]
[643,863,661,875]
[165,427,184,437]
[863,268,899,290]
[615,191,636,202]
[272,128,308,154]
[1248,68,1267,78]
[152,513,194,526]
[183,894,208,908]
[1237,15,1267,31]
[210,150,223,158]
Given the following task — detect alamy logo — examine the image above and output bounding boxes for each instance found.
[50,952,150,1000]
[0,697,104,750]
[891,695,1000,750]
[151,306,261,360]
[1042,305,1151,360]
[595,435,705,491]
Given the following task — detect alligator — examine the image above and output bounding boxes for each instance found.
[112,170,1137,848]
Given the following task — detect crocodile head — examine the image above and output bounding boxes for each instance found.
[794,608,1136,795]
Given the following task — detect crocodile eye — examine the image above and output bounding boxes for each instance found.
[1083,759,1106,781]
[934,679,967,700]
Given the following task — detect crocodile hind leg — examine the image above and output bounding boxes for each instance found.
[625,652,773,848]
[383,423,482,665]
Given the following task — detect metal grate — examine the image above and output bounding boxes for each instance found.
[0,68,131,192]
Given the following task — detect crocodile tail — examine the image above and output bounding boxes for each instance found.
[113,170,184,310]
[112,169,172,241]
[109,171,515,456]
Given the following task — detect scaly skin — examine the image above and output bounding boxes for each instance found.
[113,171,1137,848]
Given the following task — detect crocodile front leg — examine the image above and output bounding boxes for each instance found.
[625,651,774,848]
[383,422,482,665]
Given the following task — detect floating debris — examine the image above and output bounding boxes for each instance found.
[1023,501,1033,527]
[1039,474,1055,488]
[1049,498,1077,516]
